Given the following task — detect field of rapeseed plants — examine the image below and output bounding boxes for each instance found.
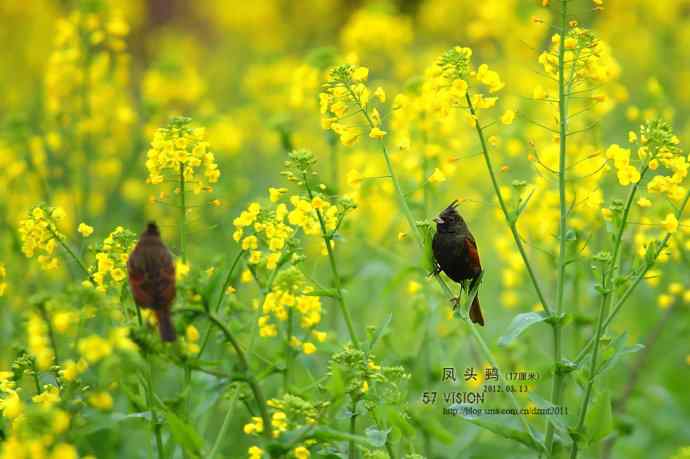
[2,0,690,458]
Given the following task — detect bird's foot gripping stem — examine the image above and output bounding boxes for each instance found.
[427,263,442,278]
[450,296,461,310]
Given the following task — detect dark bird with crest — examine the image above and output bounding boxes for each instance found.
[127,222,177,341]
[432,200,485,326]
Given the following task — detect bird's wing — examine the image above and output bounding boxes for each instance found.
[127,251,155,307]
[463,237,482,273]
[156,250,176,306]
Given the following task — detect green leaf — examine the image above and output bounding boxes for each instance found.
[453,405,545,452]
[595,332,644,377]
[304,288,340,298]
[527,393,570,439]
[585,390,613,443]
[381,406,415,437]
[202,263,226,310]
[75,412,152,436]
[309,426,378,447]
[416,219,436,274]
[162,408,204,457]
[367,313,392,352]
[498,312,549,347]
[514,187,535,221]
[409,409,454,444]
[364,426,390,448]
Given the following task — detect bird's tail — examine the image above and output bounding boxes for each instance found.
[155,308,177,342]
[469,295,485,326]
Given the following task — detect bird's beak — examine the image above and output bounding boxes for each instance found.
[434,216,444,224]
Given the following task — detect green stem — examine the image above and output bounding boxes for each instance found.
[49,228,95,284]
[202,311,273,442]
[345,83,421,246]
[304,175,360,349]
[284,308,293,391]
[465,92,551,315]
[198,249,244,357]
[545,1,570,453]
[570,273,609,459]
[349,397,358,459]
[573,189,690,366]
[179,163,187,263]
[347,80,538,444]
[435,274,538,442]
[145,360,164,459]
[209,386,240,459]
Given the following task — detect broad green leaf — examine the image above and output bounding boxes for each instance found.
[162,408,204,457]
[364,426,390,448]
[452,405,545,452]
[498,312,549,347]
[309,426,378,447]
[75,412,152,436]
[527,393,570,439]
[596,332,644,377]
[585,390,613,443]
[381,406,415,437]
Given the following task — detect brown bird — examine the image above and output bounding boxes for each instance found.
[127,222,177,341]
[432,200,485,326]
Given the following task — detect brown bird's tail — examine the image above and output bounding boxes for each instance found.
[155,308,177,342]
[469,296,485,326]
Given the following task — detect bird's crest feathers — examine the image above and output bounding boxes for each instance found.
[145,222,160,236]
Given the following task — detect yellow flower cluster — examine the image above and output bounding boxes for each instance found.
[45,8,129,116]
[422,46,504,118]
[534,27,619,111]
[233,200,294,270]
[18,205,67,271]
[611,119,687,197]
[88,226,137,293]
[145,117,220,194]
[320,64,387,146]
[78,335,113,364]
[27,312,55,371]
[248,445,264,459]
[656,282,690,310]
[0,369,80,459]
[259,267,326,354]
[243,411,289,438]
[606,144,640,186]
[642,128,687,201]
[143,63,205,109]
[184,324,201,355]
[245,395,322,456]
[341,10,413,64]
[88,391,113,411]
[0,263,6,296]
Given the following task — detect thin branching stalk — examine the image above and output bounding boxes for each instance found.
[198,249,245,356]
[144,360,164,459]
[464,92,552,315]
[48,228,95,283]
[179,308,273,443]
[573,189,690,366]
[350,89,540,445]
[209,386,240,459]
[205,311,273,442]
[303,174,361,349]
[569,270,609,458]
[284,307,294,390]
[179,163,187,262]
[349,397,358,459]
[545,1,570,453]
